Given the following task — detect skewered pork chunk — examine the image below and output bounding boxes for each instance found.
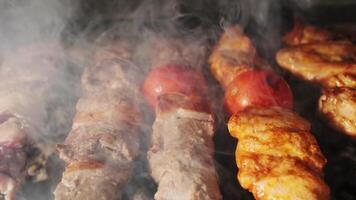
[147,94,221,200]
[209,26,330,199]
[277,22,356,136]
[228,107,330,200]
[55,42,141,200]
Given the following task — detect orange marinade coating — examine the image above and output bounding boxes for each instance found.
[228,107,330,200]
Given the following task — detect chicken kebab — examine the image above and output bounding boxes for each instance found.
[209,26,330,199]
[276,21,356,136]
[0,43,79,200]
[142,38,222,200]
[54,41,141,199]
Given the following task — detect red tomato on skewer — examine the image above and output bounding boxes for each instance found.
[224,70,294,114]
[143,64,207,108]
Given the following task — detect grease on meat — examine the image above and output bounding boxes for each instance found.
[277,23,356,136]
[276,41,356,88]
[228,107,330,200]
[319,88,356,136]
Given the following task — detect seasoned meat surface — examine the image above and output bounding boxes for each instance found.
[319,87,356,136]
[228,107,330,200]
[277,22,356,136]
[276,41,356,88]
[71,92,139,129]
[209,26,270,87]
[55,41,141,200]
[55,161,130,200]
[282,20,335,46]
[58,125,139,164]
[148,94,221,200]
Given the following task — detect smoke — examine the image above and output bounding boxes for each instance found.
[62,0,285,199]
[0,0,82,199]
[0,0,297,199]
[0,0,76,48]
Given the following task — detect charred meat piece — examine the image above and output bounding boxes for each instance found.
[55,42,141,200]
[147,94,221,200]
[228,107,330,200]
[319,87,356,136]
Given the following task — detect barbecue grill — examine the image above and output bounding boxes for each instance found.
[0,0,355,199]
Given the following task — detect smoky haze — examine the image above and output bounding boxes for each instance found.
[0,0,81,199]
[0,0,290,199]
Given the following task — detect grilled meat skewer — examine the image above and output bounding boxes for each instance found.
[209,26,330,200]
[229,107,329,200]
[147,93,221,200]
[143,43,222,199]
[54,42,141,200]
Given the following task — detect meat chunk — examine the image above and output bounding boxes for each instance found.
[277,22,356,136]
[209,26,270,87]
[147,94,221,200]
[319,87,356,136]
[228,107,330,200]
[282,20,335,46]
[276,41,356,88]
[58,124,139,164]
[55,42,141,199]
[0,114,27,200]
[54,161,130,200]
[72,92,140,128]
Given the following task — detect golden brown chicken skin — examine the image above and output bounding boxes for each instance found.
[282,20,335,46]
[276,41,356,88]
[209,25,330,200]
[228,107,330,200]
[277,22,356,136]
[319,87,356,136]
